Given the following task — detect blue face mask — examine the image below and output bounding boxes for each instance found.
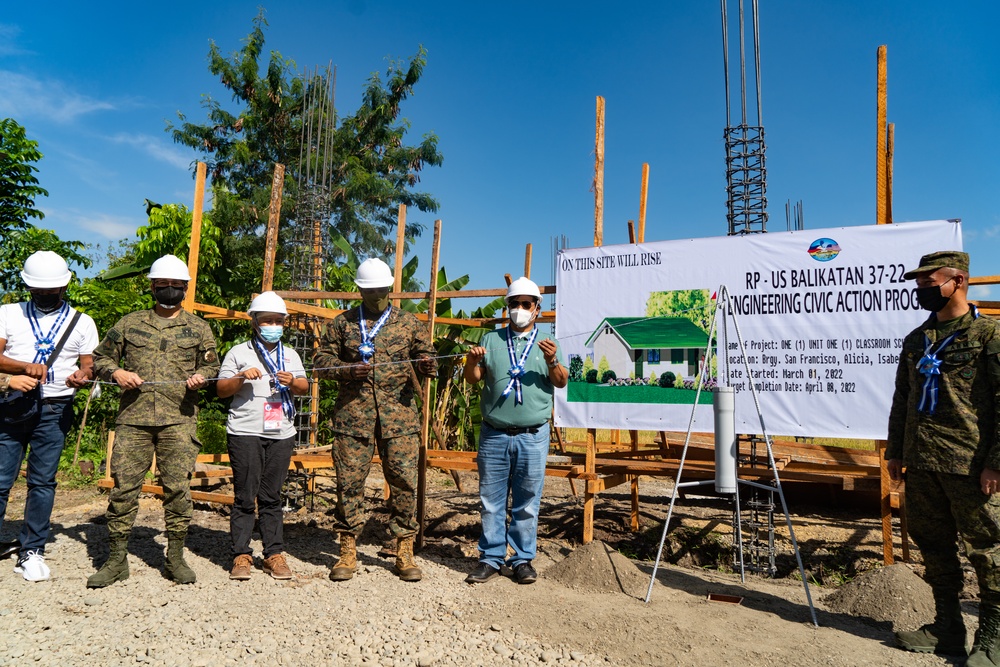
[258,325,284,343]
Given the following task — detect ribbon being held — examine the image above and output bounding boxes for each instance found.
[501,327,538,405]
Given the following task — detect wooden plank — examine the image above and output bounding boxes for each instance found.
[261,163,286,291]
[393,204,406,308]
[878,440,894,565]
[524,243,532,279]
[417,219,442,549]
[273,287,557,301]
[876,45,888,226]
[638,163,649,243]
[584,428,596,544]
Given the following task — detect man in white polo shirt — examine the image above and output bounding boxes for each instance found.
[0,251,98,581]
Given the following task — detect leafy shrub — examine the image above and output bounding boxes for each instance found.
[586,368,599,383]
[568,355,584,382]
[600,369,617,384]
[658,371,676,388]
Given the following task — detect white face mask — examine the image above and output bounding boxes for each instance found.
[509,307,535,329]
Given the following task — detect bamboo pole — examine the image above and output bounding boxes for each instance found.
[417,219,442,549]
[261,163,286,292]
[594,96,605,247]
[393,205,407,308]
[638,163,649,243]
[182,162,207,311]
[886,123,894,225]
[524,243,532,279]
[875,46,887,226]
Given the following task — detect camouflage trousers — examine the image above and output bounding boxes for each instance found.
[106,423,200,539]
[907,468,1000,605]
[332,430,419,538]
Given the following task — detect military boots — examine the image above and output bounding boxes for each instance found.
[86,537,130,588]
[394,536,422,582]
[895,591,967,657]
[164,533,196,584]
[968,603,1000,666]
[330,533,357,581]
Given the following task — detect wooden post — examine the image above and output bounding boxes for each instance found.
[638,163,649,243]
[393,205,407,308]
[878,440,894,564]
[875,45,887,226]
[584,428,597,543]
[182,162,207,311]
[104,430,116,482]
[261,163,286,292]
[627,220,636,244]
[629,429,640,532]
[886,123,894,225]
[594,96,605,247]
[417,219,442,549]
[524,243,532,279]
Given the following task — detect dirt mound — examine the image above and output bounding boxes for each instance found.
[546,540,650,598]
[824,564,934,629]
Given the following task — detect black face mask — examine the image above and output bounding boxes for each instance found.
[31,291,64,313]
[153,285,185,308]
[915,280,953,312]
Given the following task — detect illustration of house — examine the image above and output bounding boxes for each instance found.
[584,317,709,380]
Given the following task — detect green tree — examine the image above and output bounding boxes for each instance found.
[168,11,443,268]
[646,289,714,333]
[597,355,610,377]
[0,118,47,231]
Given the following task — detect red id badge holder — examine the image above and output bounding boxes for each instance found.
[263,400,284,432]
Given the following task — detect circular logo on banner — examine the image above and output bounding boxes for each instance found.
[807,238,841,262]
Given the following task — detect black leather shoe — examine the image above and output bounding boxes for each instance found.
[513,562,537,584]
[465,562,500,584]
[0,540,20,560]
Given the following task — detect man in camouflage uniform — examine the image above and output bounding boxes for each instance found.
[313,258,436,582]
[87,255,219,588]
[887,250,1000,665]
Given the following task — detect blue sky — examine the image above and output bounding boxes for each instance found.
[2,1,998,301]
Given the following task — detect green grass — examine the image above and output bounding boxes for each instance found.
[567,382,714,405]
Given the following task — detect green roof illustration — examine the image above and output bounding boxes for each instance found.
[585,317,709,349]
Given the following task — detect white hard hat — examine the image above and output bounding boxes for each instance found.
[248,291,288,315]
[506,277,541,301]
[147,254,191,281]
[355,257,394,289]
[21,251,72,288]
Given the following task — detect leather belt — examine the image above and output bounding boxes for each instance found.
[486,422,544,436]
[41,396,73,404]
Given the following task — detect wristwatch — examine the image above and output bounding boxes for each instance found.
[546,358,559,368]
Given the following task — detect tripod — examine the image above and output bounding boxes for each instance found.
[643,285,818,627]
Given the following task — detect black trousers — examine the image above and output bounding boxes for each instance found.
[227,434,295,558]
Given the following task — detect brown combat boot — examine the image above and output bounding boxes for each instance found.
[330,533,357,581]
[394,536,422,582]
[262,553,293,580]
[229,554,253,580]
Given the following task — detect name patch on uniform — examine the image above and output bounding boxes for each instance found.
[128,328,152,339]
[177,328,198,339]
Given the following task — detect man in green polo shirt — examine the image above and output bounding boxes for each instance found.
[462,276,567,584]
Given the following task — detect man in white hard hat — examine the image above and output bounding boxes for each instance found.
[87,254,219,587]
[0,250,98,581]
[216,291,309,581]
[463,276,566,585]
[314,257,437,582]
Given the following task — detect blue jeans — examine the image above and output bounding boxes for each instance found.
[0,398,74,553]
[476,422,549,569]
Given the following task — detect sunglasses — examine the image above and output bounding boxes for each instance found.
[508,299,536,310]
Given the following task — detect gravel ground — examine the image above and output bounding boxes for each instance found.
[0,472,973,666]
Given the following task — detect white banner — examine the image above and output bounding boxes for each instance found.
[554,220,962,439]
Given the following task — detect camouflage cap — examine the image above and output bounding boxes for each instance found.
[903,250,969,280]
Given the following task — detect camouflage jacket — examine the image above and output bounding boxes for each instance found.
[93,309,220,427]
[886,308,1000,474]
[313,306,436,438]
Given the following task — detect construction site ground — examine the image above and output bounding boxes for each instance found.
[0,467,975,666]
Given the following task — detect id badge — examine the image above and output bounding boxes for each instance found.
[263,400,284,432]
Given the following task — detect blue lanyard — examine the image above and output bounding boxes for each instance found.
[358,306,392,363]
[501,327,538,405]
[917,305,979,415]
[252,338,295,420]
[27,302,71,384]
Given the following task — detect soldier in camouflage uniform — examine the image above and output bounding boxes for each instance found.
[887,251,1000,665]
[313,258,436,582]
[87,255,219,588]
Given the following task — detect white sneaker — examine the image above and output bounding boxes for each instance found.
[14,550,50,582]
